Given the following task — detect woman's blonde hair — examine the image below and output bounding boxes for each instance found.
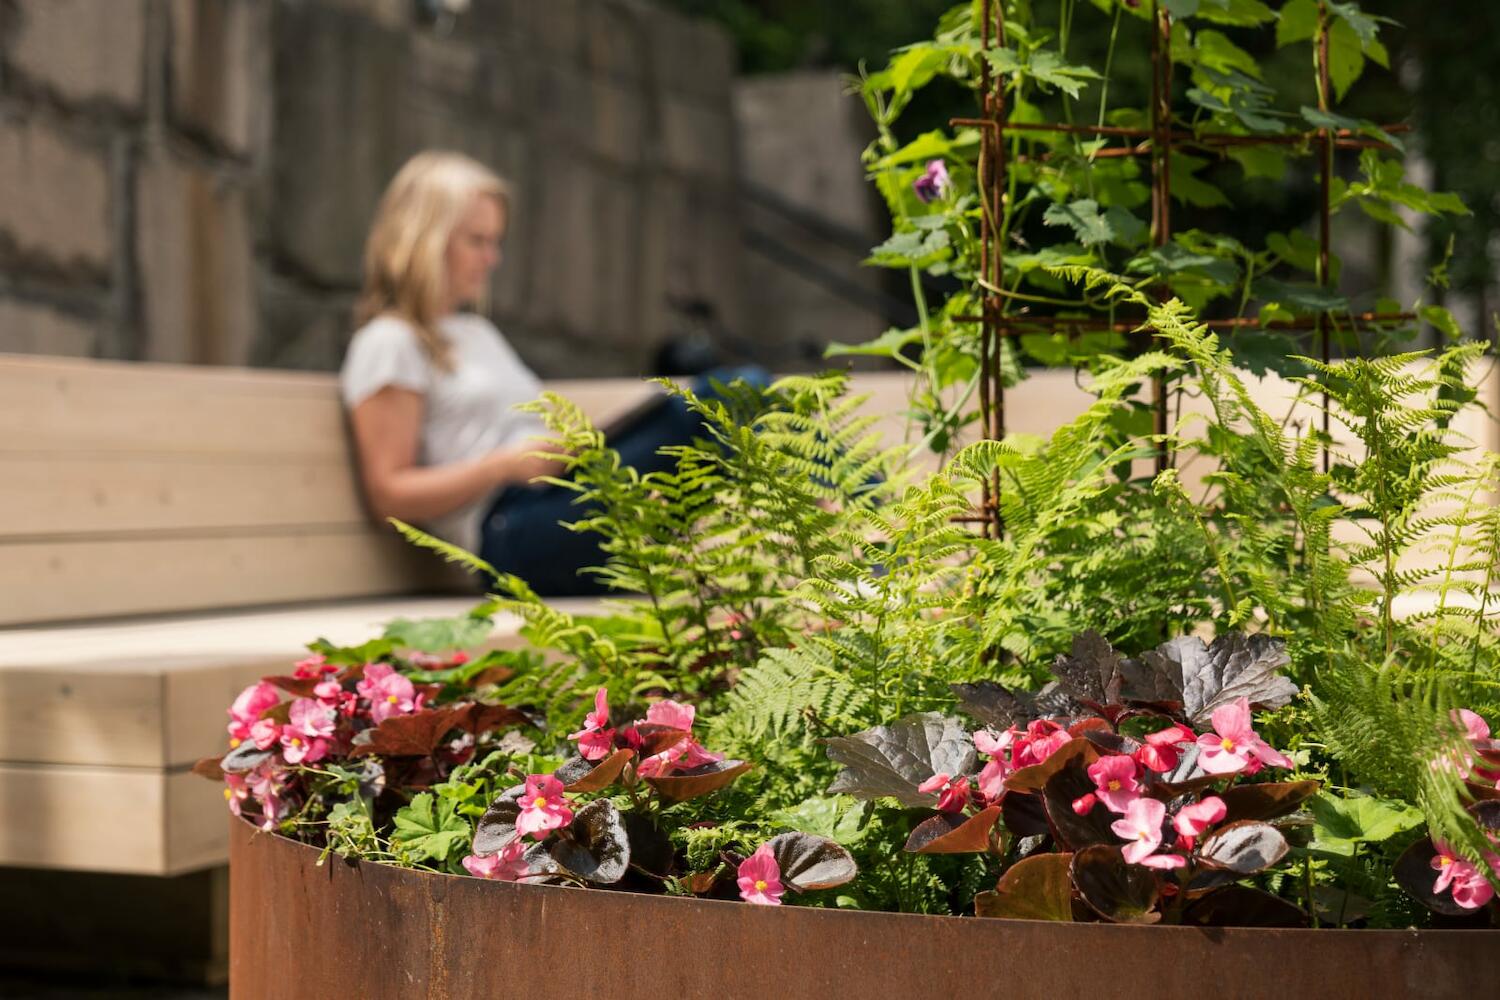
[356,151,511,370]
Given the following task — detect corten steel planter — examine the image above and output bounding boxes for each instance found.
[230,817,1496,1000]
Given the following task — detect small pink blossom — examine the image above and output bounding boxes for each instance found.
[1111,796,1168,864]
[1138,852,1188,870]
[913,159,951,203]
[567,688,616,761]
[223,773,250,817]
[1087,755,1142,813]
[646,699,697,732]
[1136,722,1196,773]
[357,664,419,724]
[917,773,971,813]
[1013,719,1072,769]
[636,737,725,778]
[279,698,334,764]
[227,681,280,744]
[514,774,572,839]
[447,731,476,764]
[292,654,336,680]
[1455,709,1491,742]
[249,718,282,751]
[973,728,1014,757]
[1195,698,1293,776]
[463,840,528,881]
[976,757,1009,803]
[1432,841,1497,910]
[737,844,785,906]
[1072,792,1098,815]
[1173,796,1227,842]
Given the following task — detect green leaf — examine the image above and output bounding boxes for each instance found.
[1307,791,1423,855]
[1227,145,1288,181]
[1164,0,1201,17]
[1327,16,1365,101]
[1194,29,1262,79]
[383,614,493,654]
[391,792,470,863]
[1043,199,1115,247]
[1300,106,1403,153]
[1254,277,1349,313]
[866,227,951,268]
[1421,305,1463,341]
[825,326,924,360]
[988,49,1103,99]
[871,128,980,170]
[1169,152,1228,208]
[1276,0,1320,47]
[1328,2,1381,46]
[1196,0,1276,27]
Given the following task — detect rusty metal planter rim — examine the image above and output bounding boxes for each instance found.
[230,817,1498,1000]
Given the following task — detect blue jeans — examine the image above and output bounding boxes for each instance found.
[478,367,768,596]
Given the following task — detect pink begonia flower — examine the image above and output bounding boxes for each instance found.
[1087,755,1142,813]
[976,757,1009,803]
[737,844,785,906]
[1111,796,1168,864]
[249,718,282,751]
[357,663,419,724]
[1013,719,1072,769]
[1455,708,1491,742]
[646,699,697,732]
[1138,852,1188,870]
[567,688,616,761]
[1136,722,1197,773]
[243,762,290,831]
[447,731,476,764]
[636,737,726,778]
[462,840,528,881]
[223,772,250,817]
[227,681,280,745]
[1195,698,1293,776]
[515,774,572,839]
[1072,792,1098,816]
[1173,796,1227,842]
[280,698,335,764]
[913,159,951,203]
[1431,841,1497,910]
[314,679,357,716]
[615,724,644,754]
[292,654,336,680]
[973,728,1014,757]
[917,773,971,813]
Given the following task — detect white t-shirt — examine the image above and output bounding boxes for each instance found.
[339,312,547,553]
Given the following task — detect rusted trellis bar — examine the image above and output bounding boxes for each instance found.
[956,0,1413,533]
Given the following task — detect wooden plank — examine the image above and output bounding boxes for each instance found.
[0,528,456,626]
[0,454,370,538]
[0,761,232,874]
[0,354,349,458]
[0,596,603,767]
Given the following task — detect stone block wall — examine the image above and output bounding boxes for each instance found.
[0,0,743,376]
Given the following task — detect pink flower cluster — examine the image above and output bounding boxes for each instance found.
[1426,708,1500,910]
[566,688,725,777]
[221,659,435,829]
[737,844,785,905]
[963,697,1294,869]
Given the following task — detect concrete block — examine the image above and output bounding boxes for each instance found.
[659,96,734,181]
[5,0,146,111]
[168,0,271,158]
[0,299,97,357]
[645,7,734,102]
[135,149,256,365]
[590,79,647,167]
[253,271,354,371]
[639,174,744,354]
[0,117,111,274]
[582,1,645,84]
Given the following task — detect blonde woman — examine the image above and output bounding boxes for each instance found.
[341,151,761,595]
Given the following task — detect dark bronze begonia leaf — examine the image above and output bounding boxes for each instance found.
[220,741,274,773]
[1218,780,1320,823]
[1198,820,1289,874]
[951,681,1080,730]
[547,799,630,884]
[766,831,858,891]
[1182,885,1310,927]
[975,852,1075,921]
[644,759,752,803]
[825,713,976,807]
[1005,737,1099,794]
[1042,755,1120,850]
[471,784,525,854]
[1071,844,1160,924]
[1002,790,1052,837]
[555,748,635,793]
[904,805,1003,854]
[1141,633,1297,726]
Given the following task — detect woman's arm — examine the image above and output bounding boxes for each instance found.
[348,385,562,522]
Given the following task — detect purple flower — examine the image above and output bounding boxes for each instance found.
[913,159,951,203]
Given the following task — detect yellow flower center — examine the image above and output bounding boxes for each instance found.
[533,797,548,809]
[1138,831,1150,841]
[229,737,242,748]
[1439,856,1453,868]
[1220,737,1235,752]
[755,879,768,892]
[223,788,233,801]
[290,737,302,747]
[1107,780,1121,791]
[387,694,400,704]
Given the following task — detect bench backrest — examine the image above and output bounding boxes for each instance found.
[4,354,1494,628]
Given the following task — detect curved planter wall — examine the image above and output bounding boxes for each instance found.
[230,818,1496,999]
